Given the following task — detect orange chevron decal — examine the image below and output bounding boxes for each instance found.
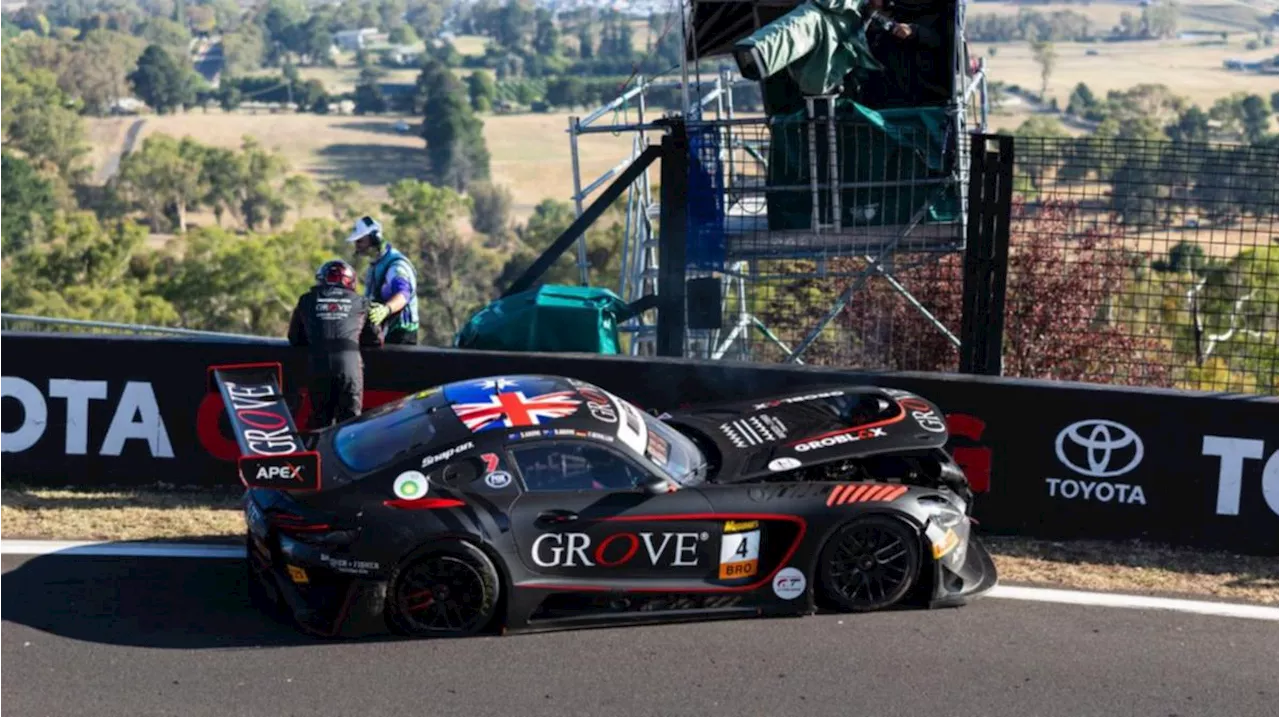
[827,483,909,505]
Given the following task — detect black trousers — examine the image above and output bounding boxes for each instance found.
[385,327,418,345]
[307,372,362,431]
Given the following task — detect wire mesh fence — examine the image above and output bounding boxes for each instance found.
[681,105,970,369]
[680,122,1278,395]
[1004,136,1278,395]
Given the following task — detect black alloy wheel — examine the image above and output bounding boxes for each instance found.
[386,541,500,637]
[818,516,921,612]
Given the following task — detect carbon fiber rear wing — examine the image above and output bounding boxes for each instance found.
[207,362,321,492]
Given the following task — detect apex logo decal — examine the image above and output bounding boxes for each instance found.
[256,464,304,482]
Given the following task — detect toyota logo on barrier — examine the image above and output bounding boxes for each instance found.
[1055,419,1144,478]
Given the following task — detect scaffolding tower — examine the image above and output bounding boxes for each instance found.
[564,0,990,364]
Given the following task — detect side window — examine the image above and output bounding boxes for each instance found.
[510,442,652,492]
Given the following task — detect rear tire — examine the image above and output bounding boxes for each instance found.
[818,516,922,612]
[385,541,501,638]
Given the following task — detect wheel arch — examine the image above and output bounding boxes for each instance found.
[811,509,931,612]
[388,532,513,635]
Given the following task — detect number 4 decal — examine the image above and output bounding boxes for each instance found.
[718,526,761,580]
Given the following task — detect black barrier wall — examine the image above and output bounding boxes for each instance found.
[2,332,1276,555]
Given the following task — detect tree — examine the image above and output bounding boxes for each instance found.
[1240,94,1271,145]
[467,181,514,237]
[160,219,339,335]
[466,69,496,112]
[1,62,88,179]
[381,179,503,343]
[1066,82,1097,119]
[1029,39,1056,103]
[353,66,387,114]
[129,44,193,114]
[0,211,181,327]
[532,8,560,56]
[764,200,1171,386]
[420,62,490,191]
[1,151,59,253]
[1166,106,1210,143]
[319,179,361,220]
[501,198,624,291]
[116,133,207,233]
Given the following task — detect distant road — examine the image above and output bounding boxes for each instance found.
[96,119,146,184]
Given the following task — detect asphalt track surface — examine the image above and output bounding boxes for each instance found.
[3,554,1277,717]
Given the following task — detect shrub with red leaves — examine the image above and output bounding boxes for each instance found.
[757,198,1173,387]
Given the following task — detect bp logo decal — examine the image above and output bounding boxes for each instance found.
[393,471,429,500]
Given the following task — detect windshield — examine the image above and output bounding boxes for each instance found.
[333,399,437,474]
[641,412,706,486]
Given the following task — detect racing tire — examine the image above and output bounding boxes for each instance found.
[385,540,501,638]
[817,515,922,613]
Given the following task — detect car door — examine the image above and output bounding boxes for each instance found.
[506,438,722,587]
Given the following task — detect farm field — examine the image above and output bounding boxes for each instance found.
[972,37,1279,109]
[83,110,641,224]
[968,0,1270,33]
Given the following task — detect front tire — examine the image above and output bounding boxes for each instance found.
[385,540,501,637]
[818,516,922,612]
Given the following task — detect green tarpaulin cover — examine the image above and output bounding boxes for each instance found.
[454,285,630,354]
[733,0,881,97]
[765,98,959,230]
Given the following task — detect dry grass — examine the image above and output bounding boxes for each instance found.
[83,109,639,224]
[1,487,245,541]
[969,0,1266,33]
[2,486,1274,605]
[973,38,1280,110]
[987,536,1278,606]
[450,34,490,57]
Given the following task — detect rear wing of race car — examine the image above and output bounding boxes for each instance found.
[207,362,321,492]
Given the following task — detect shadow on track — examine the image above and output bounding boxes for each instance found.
[1,553,408,650]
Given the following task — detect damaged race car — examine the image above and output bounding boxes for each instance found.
[209,364,997,638]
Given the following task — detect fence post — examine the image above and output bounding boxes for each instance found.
[657,119,690,357]
[959,133,1014,375]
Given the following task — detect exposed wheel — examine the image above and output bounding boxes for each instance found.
[385,541,501,637]
[818,516,922,612]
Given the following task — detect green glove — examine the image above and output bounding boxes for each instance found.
[369,302,390,325]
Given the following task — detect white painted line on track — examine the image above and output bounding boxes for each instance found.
[987,585,1279,621]
[1,539,244,559]
[3,540,1277,621]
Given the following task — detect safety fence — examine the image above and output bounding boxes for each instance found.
[2,331,1276,555]
[1003,136,1278,395]
[671,127,1278,396]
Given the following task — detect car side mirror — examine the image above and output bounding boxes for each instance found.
[641,476,673,495]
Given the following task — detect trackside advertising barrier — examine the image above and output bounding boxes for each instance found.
[1,332,1275,555]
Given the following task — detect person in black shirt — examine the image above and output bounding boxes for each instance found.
[287,260,384,431]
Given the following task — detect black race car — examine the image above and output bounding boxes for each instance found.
[209,364,997,638]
